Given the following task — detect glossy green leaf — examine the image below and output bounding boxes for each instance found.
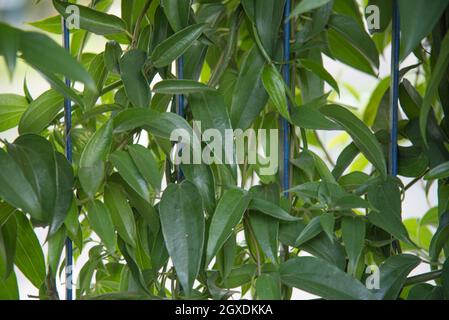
[372,254,421,300]
[110,150,151,202]
[367,178,412,245]
[128,145,162,192]
[249,198,299,222]
[341,217,365,276]
[86,200,116,253]
[399,0,449,60]
[429,211,449,262]
[0,254,18,300]
[150,23,207,68]
[15,214,45,288]
[253,0,285,56]
[425,161,449,180]
[104,183,137,248]
[120,49,151,108]
[256,273,282,300]
[53,0,127,35]
[161,0,192,32]
[321,105,387,177]
[420,31,449,146]
[280,256,376,300]
[295,216,322,246]
[0,94,27,132]
[181,164,216,214]
[159,181,205,297]
[262,64,290,121]
[104,41,122,74]
[300,59,340,95]
[79,120,113,198]
[0,215,16,278]
[206,188,250,265]
[230,47,268,130]
[289,0,332,18]
[19,90,63,135]
[153,80,214,95]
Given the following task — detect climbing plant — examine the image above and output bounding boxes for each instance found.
[1,0,449,300]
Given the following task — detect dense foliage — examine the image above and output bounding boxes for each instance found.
[1,0,449,300]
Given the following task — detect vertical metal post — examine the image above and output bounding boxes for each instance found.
[176,57,185,181]
[62,3,73,300]
[283,0,291,195]
[390,0,400,177]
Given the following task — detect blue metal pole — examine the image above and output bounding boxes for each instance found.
[283,0,291,195]
[390,0,400,177]
[62,5,73,300]
[177,56,185,181]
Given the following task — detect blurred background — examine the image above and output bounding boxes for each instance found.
[0,0,433,300]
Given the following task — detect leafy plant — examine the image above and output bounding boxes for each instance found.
[1,0,449,300]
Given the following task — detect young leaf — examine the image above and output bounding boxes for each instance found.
[249,198,299,222]
[159,181,205,297]
[206,188,250,265]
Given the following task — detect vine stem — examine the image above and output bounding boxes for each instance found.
[404,270,443,286]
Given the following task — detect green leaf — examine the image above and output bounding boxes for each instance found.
[367,177,412,245]
[79,120,113,198]
[104,41,122,74]
[420,31,449,146]
[341,216,365,276]
[181,164,216,214]
[47,225,66,277]
[159,181,205,297]
[321,105,387,177]
[328,14,379,69]
[256,273,282,300]
[280,256,376,300]
[253,0,285,56]
[300,59,340,95]
[0,254,18,300]
[248,212,279,263]
[7,135,73,231]
[86,200,116,253]
[110,150,151,202]
[28,15,62,34]
[429,211,449,262]
[128,145,162,192]
[161,0,192,32]
[373,254,421,300]
[0,23,19,77]
[289,0,332,18]
[19,90,63,135]
[230,47,268,130]
[262,64,290,121]
[15,214,46,288]
[0,94,27,132]
[83,53,108,110]
[104,183,137,248]
[150,23,208,68]
[153,80,214,95]
[425,161,449,180]
[53,0,127,35]
[18,28,95,91]
[319,213,335,243]
[0,215,17,278]
[206,188,250,265]
[442,258,449,299]
[399,0,449,60]
[295,216,322,246]
[249,198,299,222]
[119,49,151,108]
